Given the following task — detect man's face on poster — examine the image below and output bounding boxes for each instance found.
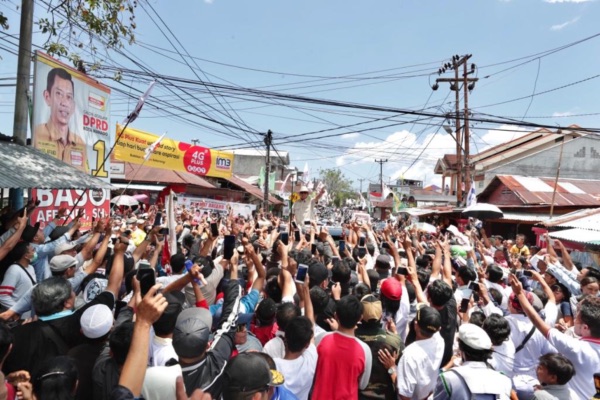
[44,75,75,127]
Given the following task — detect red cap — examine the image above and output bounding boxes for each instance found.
[380,278,402,301]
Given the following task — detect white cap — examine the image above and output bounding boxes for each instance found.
[55,242,77,255]
[299,186,309,193]
[49,255,77,272]
[458,323,492,350]
[80,304,114,339]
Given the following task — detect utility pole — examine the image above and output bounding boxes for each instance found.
[263,130,272,213]
[432,54,478,206]
[375,159,388,197]
[357,178,366,194]
[10,0,34,209]
[191,139,200,146]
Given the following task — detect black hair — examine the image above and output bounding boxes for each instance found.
[468,311,486,327]
[487,264,504,284]
[488,288,503,307]
[587,267,600,281]
[353,282,371,300]
[336,295,363,329]
[33,356,78,400]
[458,338,493,363]
[404,280,416,304]
[343,257,357,272]
[417,268,431,292]
[309,286,330,315]
[109,321,134,365]
[284,316,313,353]
[538,353,575,385]
[0,321,13,362]
[427,279,453,307]
[331,260,351,285]
[275,302,301,332]
[170,253,186,274]
[153,294,183,336]
[579,296,600,337]
[194,256,214,278]
[457,266,477,285]
[482,314,511,346]
[380,295,400,316]
[46,68,74,92]
[533,288,548,307]
[255,298,277,326]
[265,275,283,304]
[366,269,379,293]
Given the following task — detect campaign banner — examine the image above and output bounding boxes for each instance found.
[176,195,256,218]
[114,124,234,179]
[31,51,112,229]
[32,189,111,229]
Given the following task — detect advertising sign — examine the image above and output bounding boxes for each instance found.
[31,51,111,229]
[177,195,256,218]
[114,125,234,179]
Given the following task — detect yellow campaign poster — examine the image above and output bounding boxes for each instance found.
[114,124,234,179]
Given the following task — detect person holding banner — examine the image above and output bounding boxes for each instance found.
[33,67,88,174]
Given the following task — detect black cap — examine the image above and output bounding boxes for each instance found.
[416,304,441,335]
[222,353,284,400]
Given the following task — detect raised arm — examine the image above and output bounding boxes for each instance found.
[555,240,575,271]
[0,212,27,261]
[510,274,551,337]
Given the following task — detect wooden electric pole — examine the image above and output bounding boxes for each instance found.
[433,54,478,206]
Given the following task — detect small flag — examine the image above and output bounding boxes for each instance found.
[303,162,310,185]
[144,132,166,161]
[279,173,291,198]
[122,80,156,125]
[467,180,477,207]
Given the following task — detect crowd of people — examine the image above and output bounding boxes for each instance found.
[0,192,597,400]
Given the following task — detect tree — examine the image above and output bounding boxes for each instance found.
[318,168,354,207]
[1,0,139,66]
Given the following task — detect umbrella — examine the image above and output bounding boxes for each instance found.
[462,203,503,219]
[414,222,437,234]
[110,195,139,207]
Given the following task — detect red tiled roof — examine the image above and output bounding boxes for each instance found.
[120,162,215,188]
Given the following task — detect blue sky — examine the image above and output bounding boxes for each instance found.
[1,0,600,190]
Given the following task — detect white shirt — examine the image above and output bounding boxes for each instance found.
[274,344,318,400]
[547,328,600,399]
[396,332,445,400]
[148,330,178,367]
[264,332,286,359]
[490,340,515,378]
[507,314,556,375]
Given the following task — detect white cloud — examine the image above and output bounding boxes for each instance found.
[341,132,359,140]
[545,0,593,3]
[204,0,214,3]
[552,111,574,117]
[336,125,531,187]
[551,16,580,30]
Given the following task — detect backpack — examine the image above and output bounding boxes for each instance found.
[445,369,501,399]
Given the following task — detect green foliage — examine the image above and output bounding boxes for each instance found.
[318,168,354,207]
[1,0,139,67]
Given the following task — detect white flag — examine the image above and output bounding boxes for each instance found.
[382,183,391,199]
[165,190,177,256]
[279,173,291,198]
[467,180,477,207]
[303,162,310,185]
[122,80,156,125]
[144,132,166,161]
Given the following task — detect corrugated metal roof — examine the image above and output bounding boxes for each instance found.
[224,175,283,206]
[112,183,166,191]
[0,142,113,189]
[548,228,600,245]
[119,162,215,188]
[501,212,550,222]
[544,208,600,230]
[496,175,600,206]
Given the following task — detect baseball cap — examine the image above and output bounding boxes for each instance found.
[173,308,211,358]
[126,217,137,225]
[55,242,77,255]
[361,294,382,322]
[416,304,441,335]
[49,255,77,272]
[458,323,492,350]
[222,353,284,399]
[136,219,146,225]
[380,278,402,301]
[80,304,114,339]
[308,263,329,287]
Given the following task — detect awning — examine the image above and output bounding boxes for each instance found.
[112,183,166,191]
[501,212,550,223]
[548,228,600,245]
[0,141,113,190]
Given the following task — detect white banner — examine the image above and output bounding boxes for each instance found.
[176,195,256,218]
